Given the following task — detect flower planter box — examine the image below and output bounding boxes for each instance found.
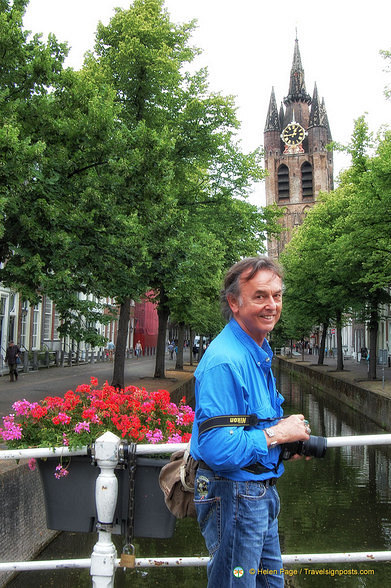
[38,456,176,538]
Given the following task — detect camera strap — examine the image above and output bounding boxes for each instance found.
[198,413,280,476]
[198,413,260,437]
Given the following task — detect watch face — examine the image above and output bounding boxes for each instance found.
[282,123,306,145]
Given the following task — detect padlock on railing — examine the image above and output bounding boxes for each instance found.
[120,544,136,569]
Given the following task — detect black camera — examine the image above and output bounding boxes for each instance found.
[281,435,327,460]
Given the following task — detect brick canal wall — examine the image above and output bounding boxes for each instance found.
[0,460,56,586]
[274,357,391,429]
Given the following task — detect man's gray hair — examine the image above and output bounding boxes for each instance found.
[220,256,283,321]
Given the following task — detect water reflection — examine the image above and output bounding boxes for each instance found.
[7,368,391,586]
[277,368,391,586]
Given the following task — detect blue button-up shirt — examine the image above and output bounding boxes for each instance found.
[190,319,285,481]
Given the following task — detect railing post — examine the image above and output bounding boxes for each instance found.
[90,431,120,587]
[23,350,29,373]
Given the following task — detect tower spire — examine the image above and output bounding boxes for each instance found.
[264,87,280,131]
[284,37,311,106]
[309,82,322,126]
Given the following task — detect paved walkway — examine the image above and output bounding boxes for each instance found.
[1,348,390,416]
[278,352,391,400]
[0,352,196,418]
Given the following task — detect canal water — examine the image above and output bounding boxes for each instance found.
[8,367,391,587]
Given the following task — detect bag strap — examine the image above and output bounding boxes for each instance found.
[179,441,195,492]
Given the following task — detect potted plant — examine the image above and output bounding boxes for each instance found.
[0,377,194,538]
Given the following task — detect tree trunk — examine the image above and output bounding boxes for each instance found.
[111,298,131,389]
[175,323,185,370]
[198,335,206,361]
[189,328,194,366]
[318,322,328,365]
[368,308,378,380]
[336,321,344,371]
[154,289,169,378]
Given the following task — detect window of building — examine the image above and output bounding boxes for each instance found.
[277,165,289,199]
[301,161,313,198]
[20,301,29,348]
[53,306,60,340]
[32,304,40,349]
[43,299,52,340]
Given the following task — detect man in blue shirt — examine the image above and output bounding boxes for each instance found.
[190,256,311,587]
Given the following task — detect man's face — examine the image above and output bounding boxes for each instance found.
[228,269,282,346]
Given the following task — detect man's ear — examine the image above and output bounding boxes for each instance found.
[227,294,239,315]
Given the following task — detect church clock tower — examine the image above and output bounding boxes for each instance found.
[264,37,334,258]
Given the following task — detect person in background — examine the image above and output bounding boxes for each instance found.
[190,256,311,587]
[5,341,21,382]
[107,340,115,361]
[135,340,143,359]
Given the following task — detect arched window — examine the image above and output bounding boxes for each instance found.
[301,161,313,198]
[277,165,289,200]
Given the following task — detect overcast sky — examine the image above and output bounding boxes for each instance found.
[23,0,391,205]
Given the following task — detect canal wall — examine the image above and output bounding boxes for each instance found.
[169,373,195,407]
[0,460,56,587]
[275,357,391,430]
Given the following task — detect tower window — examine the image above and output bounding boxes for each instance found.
[277,165,289,200]
[301,161,313,198]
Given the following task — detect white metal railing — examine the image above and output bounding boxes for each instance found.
[0,433,391,586]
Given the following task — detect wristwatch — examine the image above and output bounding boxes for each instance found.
[264,428,278,447]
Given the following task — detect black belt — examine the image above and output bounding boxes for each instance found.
[198,460,277,486]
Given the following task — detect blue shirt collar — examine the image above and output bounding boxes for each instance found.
[228,318,273,369]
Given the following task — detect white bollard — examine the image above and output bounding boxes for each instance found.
[90,431,121,588]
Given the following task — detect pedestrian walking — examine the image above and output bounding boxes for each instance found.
[168,342,174,359]
[5,341,21,382]
[135,340,143,359]
[106,340,115,361]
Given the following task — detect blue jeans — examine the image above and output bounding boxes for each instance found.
[195,468,284,587]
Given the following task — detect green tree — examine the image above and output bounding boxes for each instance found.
[0,0,67,247]
[0,2,146,372]
[283,116,391,378]
[91,0,275,382]
[281,184,361,370]
[331,118,391,378]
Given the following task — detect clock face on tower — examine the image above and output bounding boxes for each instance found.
[281,122,306,145]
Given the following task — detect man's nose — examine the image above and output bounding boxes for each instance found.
[265,296,277,309]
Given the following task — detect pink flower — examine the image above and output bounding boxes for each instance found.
[12,399,33,416]
[167,433,182,444]
[28,458,37,471]
[0,415,23,441]
[146,429,164,444]
[54,464,69,479]
[74,421,90,434]
[57,412,71,424]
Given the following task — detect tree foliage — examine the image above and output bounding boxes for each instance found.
[281,116,391,377]
[0,0,282,388]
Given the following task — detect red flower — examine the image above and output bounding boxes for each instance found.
[31,406,48,419]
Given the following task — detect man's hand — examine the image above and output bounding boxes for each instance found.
[263,414,310,447]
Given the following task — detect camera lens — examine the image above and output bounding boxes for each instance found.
[281,435,327,460]
[301,435,327,458]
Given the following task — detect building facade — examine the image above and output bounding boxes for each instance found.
[264,37,334,258]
